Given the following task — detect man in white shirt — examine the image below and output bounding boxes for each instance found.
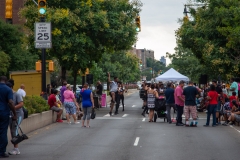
[17,84,26,98]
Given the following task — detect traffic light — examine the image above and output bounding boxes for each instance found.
[139,60,142,66]
[135,16,141,32]
[5,0,13,23]
[38,0,46,17]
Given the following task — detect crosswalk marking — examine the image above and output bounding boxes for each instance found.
[122,114,128,117]
[104,114,110,117]
[132,105,136,107]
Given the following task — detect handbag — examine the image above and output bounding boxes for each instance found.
[22,107,28,119]
[91,108,96,119]
[11,122,28,145]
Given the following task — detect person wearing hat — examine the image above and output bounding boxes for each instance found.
[63,84,80,124]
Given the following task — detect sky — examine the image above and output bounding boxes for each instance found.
[136,0,188,64]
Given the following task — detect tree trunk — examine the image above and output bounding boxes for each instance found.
[61,66,67,84]
[73,72,77,93]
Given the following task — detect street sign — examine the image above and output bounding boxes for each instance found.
[35,42,52,48]
[35,22,51,48]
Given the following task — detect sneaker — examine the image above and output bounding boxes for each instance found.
[212,125,217,127]
[222,122,228,126]
[74,122,80,124]
[109,112,112,116]
[56,119,63,123]
[8,149,20,155]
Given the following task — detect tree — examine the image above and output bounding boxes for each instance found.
[0,19,37,75]
[0,51,10,75]
[20,0,142,91]
[177,0,240,80]
[166,43,206,82]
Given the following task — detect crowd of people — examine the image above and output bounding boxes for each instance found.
[140,78,240,127]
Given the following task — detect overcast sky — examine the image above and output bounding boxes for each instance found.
[136,0,188,64]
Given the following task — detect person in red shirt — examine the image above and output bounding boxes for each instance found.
[204,84,218,127]
[48,89,63,122]
[229,92,238,108]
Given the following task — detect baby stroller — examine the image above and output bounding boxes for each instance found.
[154,98,167,122]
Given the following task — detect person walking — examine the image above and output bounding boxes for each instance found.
[204,84,218,127]
[174,80,185,126]
[63,84,80,124]
[0,76,16,158]
[60,81,67,103]
[147,84,159,122]
[107,72,119,115]
[118,82,125,111]
[80,83,94,128]
[183,81,199,127]
[164,83,175,124]
[6,81,24,155]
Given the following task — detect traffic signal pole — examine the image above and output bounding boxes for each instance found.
[40,16,47,99]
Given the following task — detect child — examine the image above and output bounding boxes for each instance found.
[229,92,238,108]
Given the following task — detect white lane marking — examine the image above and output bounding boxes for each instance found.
[229,125,240,134]
[104,114,110,117]
[96,117,123,120]
[134,137,140,146]
[142,118,145,121]
[122,114,128,117]
[132,105,136,107]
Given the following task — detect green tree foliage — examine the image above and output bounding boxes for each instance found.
[0,51,10,75]
[0,20,37,74]
[166,43,206,82]
[91,51,141,83]
[20,0,142,90]
[177,0,240,79]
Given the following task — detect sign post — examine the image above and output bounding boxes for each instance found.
[35,21,52,99]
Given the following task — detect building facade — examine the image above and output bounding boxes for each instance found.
[0,0,25,24]
[160,56,166,66]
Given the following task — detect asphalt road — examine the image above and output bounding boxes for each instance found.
[6,91,240,160]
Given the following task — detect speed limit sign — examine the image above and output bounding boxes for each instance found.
[35,22,52,48]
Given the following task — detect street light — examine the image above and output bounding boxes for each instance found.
[183,5,190,16]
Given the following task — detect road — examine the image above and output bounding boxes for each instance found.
[6,91,240,160]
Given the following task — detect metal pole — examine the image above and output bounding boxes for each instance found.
[82,76,85,87]
[40,16,47,99]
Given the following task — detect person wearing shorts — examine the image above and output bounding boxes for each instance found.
[108,72,119,115]
[183,81,199,127]
[48,89,63,123]
[63,84,80,124]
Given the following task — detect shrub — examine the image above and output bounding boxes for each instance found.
[23,96,49,115]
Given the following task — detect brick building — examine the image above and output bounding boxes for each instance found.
[0,0,25,24]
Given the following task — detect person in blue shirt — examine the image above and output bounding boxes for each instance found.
[80,83,94,128]
[0,76,17,158]
[164,82,175,124]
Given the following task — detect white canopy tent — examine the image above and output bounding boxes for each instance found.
[155,68,189,82]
